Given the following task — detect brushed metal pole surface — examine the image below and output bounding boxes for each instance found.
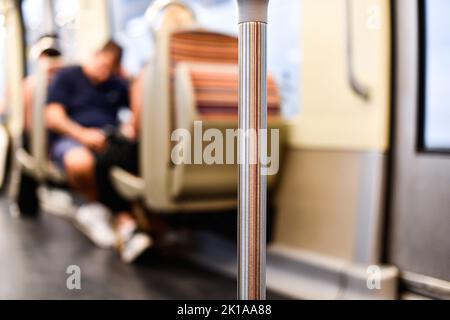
[238,21,267,300]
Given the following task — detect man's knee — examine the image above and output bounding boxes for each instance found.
[64,147,96,177]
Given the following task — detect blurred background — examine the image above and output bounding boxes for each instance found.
[0,0,448,300]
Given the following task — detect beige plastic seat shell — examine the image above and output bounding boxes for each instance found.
[16,148,65,183]
[16,58,66,184]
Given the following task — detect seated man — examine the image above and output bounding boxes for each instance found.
[45,40,152,260]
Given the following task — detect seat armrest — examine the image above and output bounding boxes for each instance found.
[110,167,145,201]
[16,148,38,178]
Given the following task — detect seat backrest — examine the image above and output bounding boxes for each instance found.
[140,1,284,211]
[140,2,196,210]
[142,29,241,209]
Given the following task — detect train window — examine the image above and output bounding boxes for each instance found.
[22,0,80,71]
[421,0,450,151]
[188,0,302,117]
[110,0,154,76]
[21,0,47,45]
[21,0,48,74]
[53,0,80,63]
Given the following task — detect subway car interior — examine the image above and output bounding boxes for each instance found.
[0,0,449,300]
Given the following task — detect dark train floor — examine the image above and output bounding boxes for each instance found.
[0,197,283,300]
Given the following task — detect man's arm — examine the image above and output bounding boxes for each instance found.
[23,78,34,132]
[120,71,143,141]
[46,103,82,139]
[46,103,106,151]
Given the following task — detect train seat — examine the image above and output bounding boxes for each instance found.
[111,1,285,213]
[171,62,283,199]
[16,57,66,184]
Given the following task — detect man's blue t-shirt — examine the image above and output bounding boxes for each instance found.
[47,66,129,129]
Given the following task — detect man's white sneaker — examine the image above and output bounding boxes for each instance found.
[74,203,117,249]
[120,232,153,264]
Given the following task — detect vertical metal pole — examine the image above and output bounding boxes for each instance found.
[237,0,269,301]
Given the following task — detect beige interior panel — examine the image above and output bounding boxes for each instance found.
[274,149,360,260]
[289,0,391,151]
[273,0,391,263]
[274,148,386,263]
[141,8,196,210]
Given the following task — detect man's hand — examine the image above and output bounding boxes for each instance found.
[45,103,107,151]
[120,122,137,141]
[77,128,107,151]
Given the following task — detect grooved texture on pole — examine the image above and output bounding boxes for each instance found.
[238,21,267,301]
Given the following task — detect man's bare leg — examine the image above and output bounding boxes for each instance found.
[64,147,118,248]
[63,147,97,201]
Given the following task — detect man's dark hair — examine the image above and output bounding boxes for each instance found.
[99,39,123,67]
[36,34,62,58]
[41,48,62,58]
